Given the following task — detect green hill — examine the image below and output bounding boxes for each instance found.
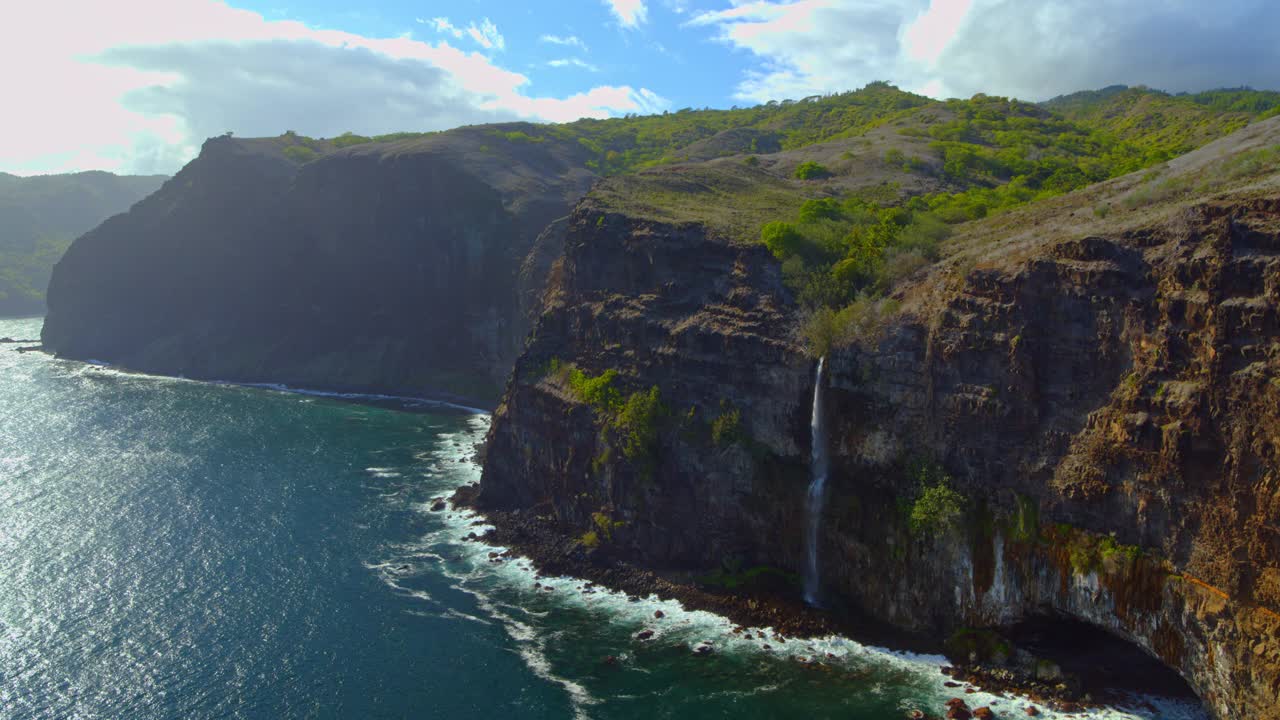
[578,84,1280,320]
[0,171,167,316]
[1044,85,1280,160]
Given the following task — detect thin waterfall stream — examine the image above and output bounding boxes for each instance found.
[803,356,829,606]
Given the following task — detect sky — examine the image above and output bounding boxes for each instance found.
[4,0,1278,176]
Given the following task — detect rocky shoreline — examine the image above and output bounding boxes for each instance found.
[448,483,1153,719]
[451,483,846,639]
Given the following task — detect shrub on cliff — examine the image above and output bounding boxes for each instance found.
[709,404,743,447]
[907,464,965,537]
[763,195,950,311]
[283,145,319,163]
[793,161,830,180]
[579,511,625,549]
[500,130,544,143]
[945,628,1013,665]
[567,367,623,413]
[553,362,669,474]
[332,132,372,148]
[799,295,901,357]
[700,564,798,591]
[1050,525,1144,577]
[799,306,850,358]
[615,386,667,463]
[910,483,965,536]
[761,222,813,261]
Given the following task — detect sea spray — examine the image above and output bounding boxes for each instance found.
[803,356,829,606]
[422,417,1206,720]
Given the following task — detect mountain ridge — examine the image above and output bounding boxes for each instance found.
[38,83,1280,394]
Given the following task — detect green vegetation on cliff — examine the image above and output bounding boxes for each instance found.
[907,464,966,537]
[263,84,1280,296]
[579,511,626,549]
[549,359,669,474]
[765,194,948,309]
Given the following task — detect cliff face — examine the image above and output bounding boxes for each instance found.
[820,198,1280,718]
[480,208,808,552]
[479,124,1280,717]
[43,129,594,401]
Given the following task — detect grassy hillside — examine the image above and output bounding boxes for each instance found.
[1045,85,1280,160]
[898,114,1280,328]
[592,87,1276,310]
[278,82,933,177]
[569,85,1280,354]
[287,83,1280,183]
[0,171,167,315]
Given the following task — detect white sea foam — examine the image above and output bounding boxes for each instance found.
[439,608,494,626]
[236,382,489,414]
[434,555,601,719]
[56,359,492,415]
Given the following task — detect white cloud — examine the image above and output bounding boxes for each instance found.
[604,0,649,28]
[689,0,938,102]
[513,85,668,120]
[466,18,505,51]
[934,0,1280,100]
[422,17,465,39]
[548,58,601,72]
[540,34,589,52]
[691,0,1280,103]
[903,0,971,64]
[424,16,504,52]
[1,0,666,175]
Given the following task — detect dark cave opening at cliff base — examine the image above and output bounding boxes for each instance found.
[1007,616,1205,709]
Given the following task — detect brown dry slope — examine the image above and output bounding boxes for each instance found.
[479,116,1280,718]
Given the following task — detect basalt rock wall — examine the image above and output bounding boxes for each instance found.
[480,198,1280,719]
[43,130,595,401]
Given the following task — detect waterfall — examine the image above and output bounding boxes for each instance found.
[803,356,829,607]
